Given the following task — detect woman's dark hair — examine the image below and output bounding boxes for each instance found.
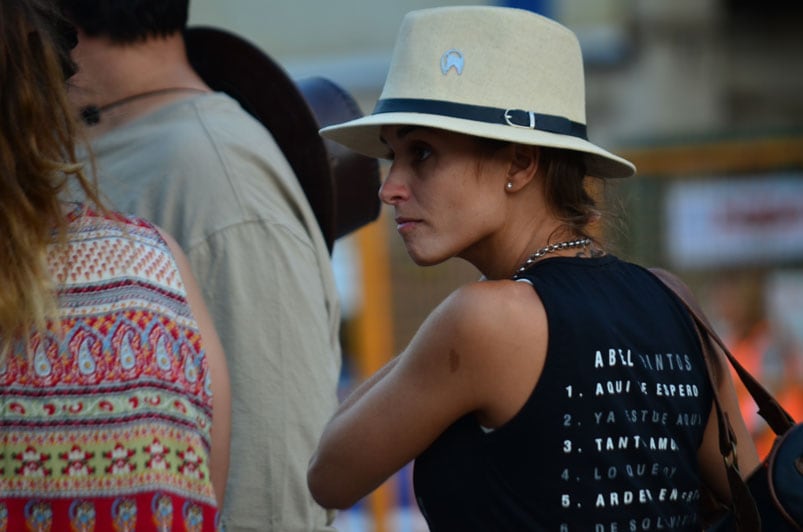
[58,0,189,43]
[538,146,602,242]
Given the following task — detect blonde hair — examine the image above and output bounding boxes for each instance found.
[0,0,105,358]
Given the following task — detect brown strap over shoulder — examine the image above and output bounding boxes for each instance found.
[647,267,797,531]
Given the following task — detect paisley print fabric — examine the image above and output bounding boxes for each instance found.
[0,205,221,531]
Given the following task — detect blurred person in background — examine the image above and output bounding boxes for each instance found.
[0,0,230,529]
[708,269,803,458]
[58,1,342,530]
[307,6,759,530]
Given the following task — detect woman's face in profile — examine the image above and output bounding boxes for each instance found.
[378,125,512,267]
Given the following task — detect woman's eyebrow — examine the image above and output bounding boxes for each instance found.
[396,125,422,139]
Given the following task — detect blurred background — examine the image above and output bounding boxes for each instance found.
[189,0,803,530]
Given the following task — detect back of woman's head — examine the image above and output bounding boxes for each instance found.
[0,0,99,357]
[539,147,598,239]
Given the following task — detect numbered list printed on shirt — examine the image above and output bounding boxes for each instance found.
[558,348,705,532]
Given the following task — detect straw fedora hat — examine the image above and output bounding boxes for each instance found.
[320,6,635,179]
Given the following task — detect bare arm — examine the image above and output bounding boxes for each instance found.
[332,356,400,417]
[307,280,547,509]
[159,227,232,508]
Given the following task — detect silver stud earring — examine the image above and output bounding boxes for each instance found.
[506,182,513,191]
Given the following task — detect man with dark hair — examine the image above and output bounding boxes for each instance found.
[61,1,342,531]
[57,0,188,41]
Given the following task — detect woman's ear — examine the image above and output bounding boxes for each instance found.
[505,144,539,192]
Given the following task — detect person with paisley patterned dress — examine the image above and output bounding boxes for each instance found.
[0,1,231,530]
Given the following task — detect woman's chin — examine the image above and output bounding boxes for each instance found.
[406,249,448,267]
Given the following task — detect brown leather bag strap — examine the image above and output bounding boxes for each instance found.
[648,267,782,531]
[650,268,795,434]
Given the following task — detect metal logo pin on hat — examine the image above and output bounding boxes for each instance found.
[440,49,464,75]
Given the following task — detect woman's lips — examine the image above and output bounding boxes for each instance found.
[395,217,421,233]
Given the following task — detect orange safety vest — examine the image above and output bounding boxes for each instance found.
[727,322,803,459]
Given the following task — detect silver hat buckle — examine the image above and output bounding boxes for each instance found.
[504,109,537,129]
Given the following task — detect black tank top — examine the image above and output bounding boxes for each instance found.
[413,256,713,531]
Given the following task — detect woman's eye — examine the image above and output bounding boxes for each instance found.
[412,145,432,162]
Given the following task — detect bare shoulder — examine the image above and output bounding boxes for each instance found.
[440,279,546,334]
[426,279,548,427]
[425,279,547,375]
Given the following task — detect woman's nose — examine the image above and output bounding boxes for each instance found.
[378,168,408,205]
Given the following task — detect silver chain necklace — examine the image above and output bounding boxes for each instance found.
[512,237,592,279]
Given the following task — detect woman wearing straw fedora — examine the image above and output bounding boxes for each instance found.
[308,6,758,530]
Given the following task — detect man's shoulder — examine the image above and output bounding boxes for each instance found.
[188,92,274,140]
[92,92,293,190]
[87,92,322,252]
[94,93,272,155]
